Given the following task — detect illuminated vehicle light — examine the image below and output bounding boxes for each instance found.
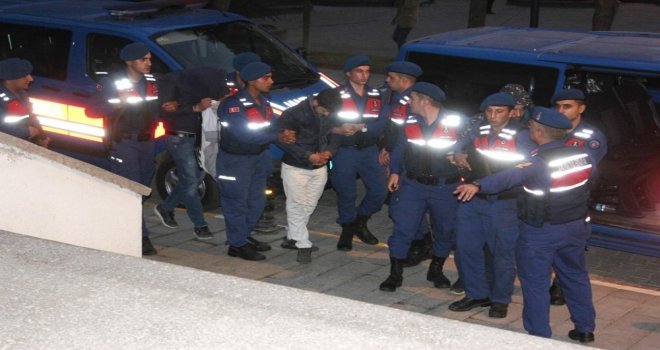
[30,97,105,143]
[154,122,166,139]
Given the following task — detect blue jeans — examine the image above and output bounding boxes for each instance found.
[159,135,207,228]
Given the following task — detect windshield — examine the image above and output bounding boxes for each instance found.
[153,21,318,89]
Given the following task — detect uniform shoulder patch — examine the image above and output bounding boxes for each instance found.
[516,161,533,169]
[95,84,103,92]
[228,106,240,113]
[588,140,601,149]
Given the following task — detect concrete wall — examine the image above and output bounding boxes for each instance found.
[0,133,150,257]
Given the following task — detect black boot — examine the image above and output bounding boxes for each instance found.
[427,256,451,288]
[355,215,379,245]
[379,257,405,292]
[404,239,425,267]
[550,278,566,305]
[337,223,355,251]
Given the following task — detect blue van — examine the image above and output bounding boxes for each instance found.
[398,27,660,257]
[0,0,337,208]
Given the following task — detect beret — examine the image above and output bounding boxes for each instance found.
[240,62,272,82]
[530,106,572,130]
[232,52,261,71]
[120,42,150,61]
[0,58,33,80]
[385,61,422,78]
[480,92,516,111]
[500,83,532,107]
[343,55,370,72]
[551,88,585,104]
[411,82,446,103]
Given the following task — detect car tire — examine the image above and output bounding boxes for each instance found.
[155,156,219,211]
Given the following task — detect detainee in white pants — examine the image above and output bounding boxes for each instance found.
[281,163,328,249]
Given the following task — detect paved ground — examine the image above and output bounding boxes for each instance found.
[144,187,660,350]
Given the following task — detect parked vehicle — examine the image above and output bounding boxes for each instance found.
[0,0,337,209]
[398,27,660,256]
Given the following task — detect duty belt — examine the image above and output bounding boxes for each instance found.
[406,172,461,186]
[167,130,196,138]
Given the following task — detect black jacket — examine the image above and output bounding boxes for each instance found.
[277,100,340,169]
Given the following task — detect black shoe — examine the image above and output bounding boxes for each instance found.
[488,303,508,318]
[247,236,271,252]
[448,297,492,311]
[550,279,566,305]
[142,237,157,256]
[296,248,312,264]
[450,278,465,295]
[154,204,178,228]
[568,329,595,343]
[193,226,214,240]
[281,238,319,252]
[427,256,451,288]
[337,223,354,251]
[228,244,266,261]
[355,216,379,245]
[379,257,404,292]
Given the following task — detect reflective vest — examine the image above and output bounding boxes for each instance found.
[471,121,526,178]
[403,113,461,178]
[336,87,381,123]
[1,92,30,125]
[220,95,273,155]
[107,74,158,105]
[565,127,594,149]
[389,95,410,126]
[518,146,593,227]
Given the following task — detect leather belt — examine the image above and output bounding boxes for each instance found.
[406,172,461,186]
[167,130,196,138]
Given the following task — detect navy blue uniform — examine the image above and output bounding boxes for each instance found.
[388,112,465,259]
[331,83,388,225]
[216,89,278,247]
[455,118,534,305]
[87,72,159,238]
[477,140,595,338]
[0,86,31,140]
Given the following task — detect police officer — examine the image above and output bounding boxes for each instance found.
[0,58,50,147]
[449,93,534,317]
[454,107,596,343]
[216,62,296,261]
[86,42,160,256]
[331,55,388,250]
[380,82,465,292]
[153,66,228,240]
[548,88,608,305]
[378,61,431,266]
[226,52,261,96]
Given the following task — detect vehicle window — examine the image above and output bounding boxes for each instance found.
[405,52,559,116]
[153,21,318,89]
[0,23,71,81]
[86,33,170,82]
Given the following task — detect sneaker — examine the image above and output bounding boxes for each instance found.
[193,226,214,240]
[247,236,271,252]
[154,204,178,228]
[280,238,319,252]
[296,248,312,264]
[142,237,157,256]
[450,278,465,295]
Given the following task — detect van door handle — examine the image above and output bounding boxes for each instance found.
[41,84,61,92]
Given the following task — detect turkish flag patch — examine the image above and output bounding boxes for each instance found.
[229,107,240,113]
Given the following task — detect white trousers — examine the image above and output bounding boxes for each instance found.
[281,163,327,248]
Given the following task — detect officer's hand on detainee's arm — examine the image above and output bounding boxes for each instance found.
[278,129,296,144]
[318,151,332,161]
[454,184,480,202]
[379,149,391,166]
[193,97,213,112]
[388,173,400,192]
[309,152,326,166]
